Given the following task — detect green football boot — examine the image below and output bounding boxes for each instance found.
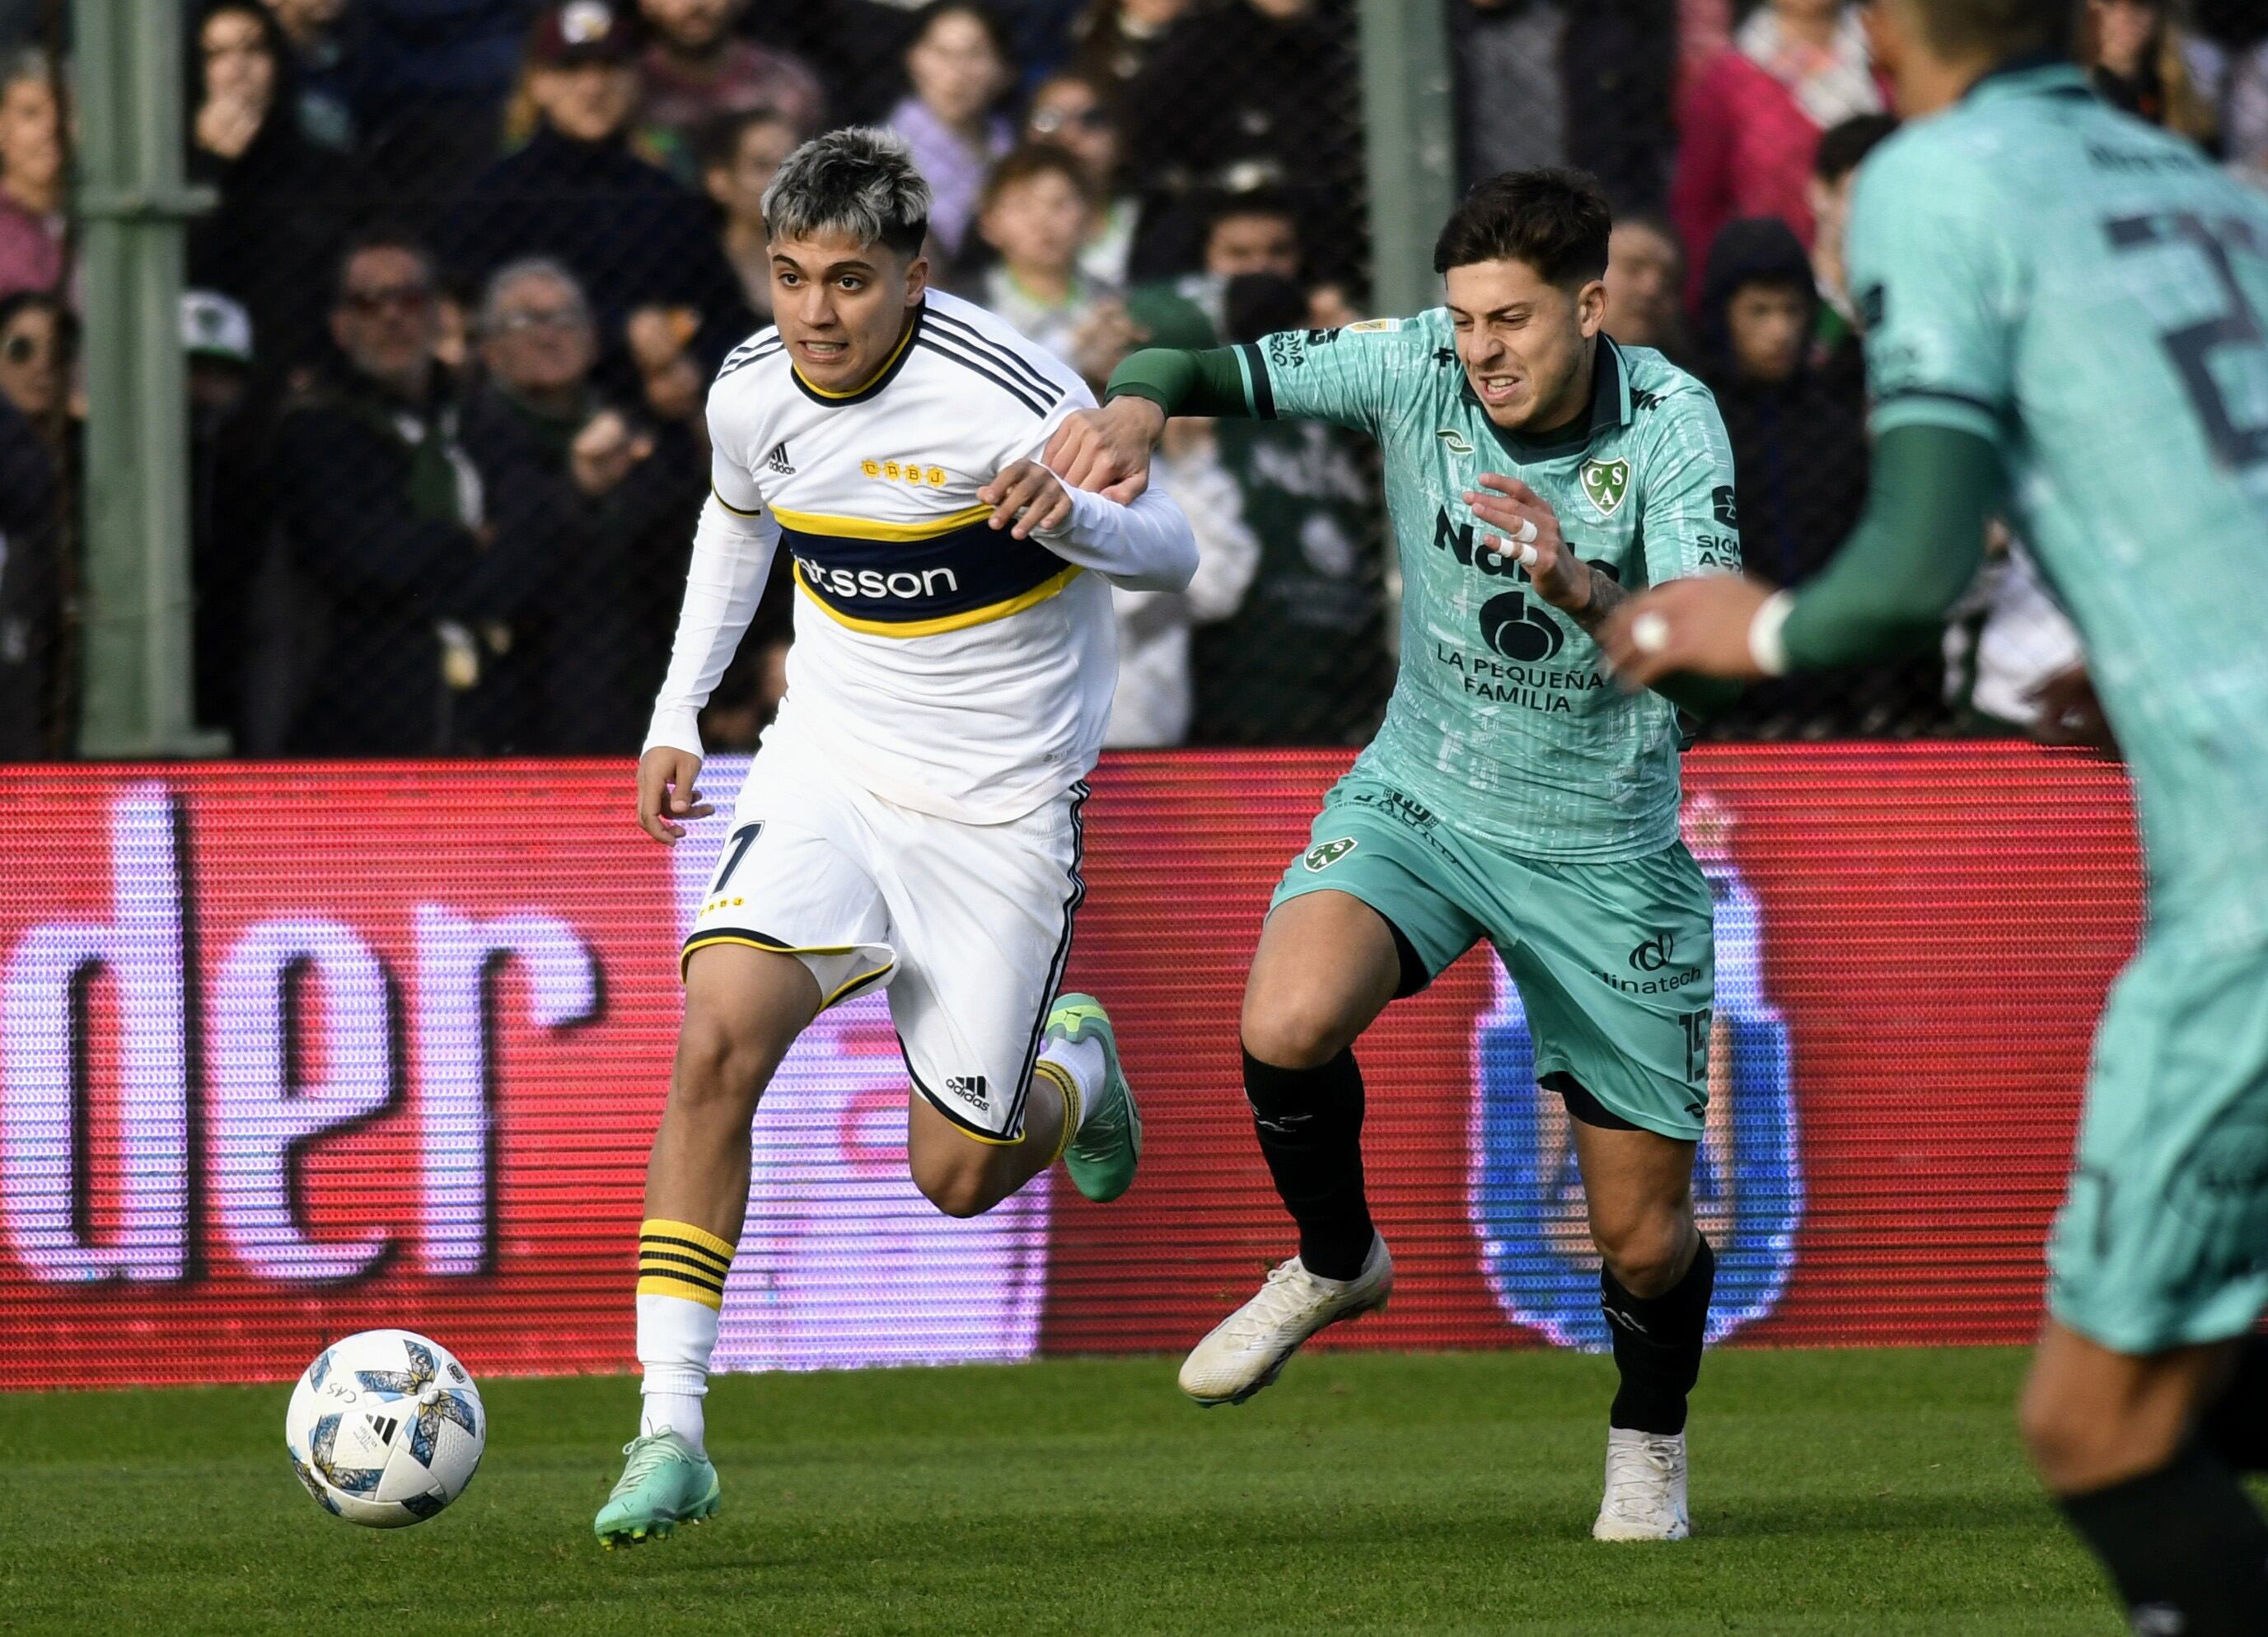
[594,1431,720,1549]
[1049,993,1141,1203]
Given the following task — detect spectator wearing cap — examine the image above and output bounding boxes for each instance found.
[1672,0,1886,311]
[181,289,269,741]
[252,232,503,754]
[886,3,1017,269]
[459,257,702,751]
[0,49,63,302]
[0,287,59,756]
[1120,0,1363,284]
[635,0,825,185]
[442,2,748,375]
[189,2,345,380]
[700,106,797,322]
[1022,68,1138,286]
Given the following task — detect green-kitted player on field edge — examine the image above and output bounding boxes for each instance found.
[1603,1,2268,1628]
[1048,170,1743,1541]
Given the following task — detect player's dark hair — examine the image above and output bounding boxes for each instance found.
[1906,0,2079,62]
[1814,114,1900,185]
[330,226,437,303]
[1433,168,1612,286]
[763,127,933,262]
[980,143,1094,212]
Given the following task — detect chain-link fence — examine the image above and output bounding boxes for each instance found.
[5,1,2265,757]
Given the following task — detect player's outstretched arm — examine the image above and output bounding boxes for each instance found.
[1046,347,1257,500]
[984,458,1199,593]
[1600,426,1999,687]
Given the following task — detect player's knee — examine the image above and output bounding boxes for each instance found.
[2018,1373,2181,1490]
[910,1154,998,1220]
[1241,987,1361,1071]
[1592,1211,1691,1299]
[671,1013,784,1121]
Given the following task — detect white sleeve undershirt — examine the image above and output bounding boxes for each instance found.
[640,493,783,759]
[1031,483,1199,594]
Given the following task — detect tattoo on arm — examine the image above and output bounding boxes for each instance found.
[1570,564,1628,636]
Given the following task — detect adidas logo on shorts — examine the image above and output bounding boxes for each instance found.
[942,1074,990,1111]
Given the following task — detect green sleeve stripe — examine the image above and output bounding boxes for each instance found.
[1236,342,1276,419]
[1869,388,2005,447]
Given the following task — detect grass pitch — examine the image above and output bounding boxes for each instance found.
[1,1347,2125,1636]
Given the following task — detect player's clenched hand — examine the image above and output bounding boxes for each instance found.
[1042,400,1162,503]
[980,460,1073,540]
[1598,577,1775,688]
[637,746,712,844]
[1464,474,1590,613]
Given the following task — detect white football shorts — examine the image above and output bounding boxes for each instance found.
[680,738,1087,1142]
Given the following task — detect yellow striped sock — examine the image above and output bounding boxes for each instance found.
[637,1218,735,1310]
[1036,1059,1082,1164]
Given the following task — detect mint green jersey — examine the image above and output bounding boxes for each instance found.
[1849,64,2268,947]
[1235,316,1741,862]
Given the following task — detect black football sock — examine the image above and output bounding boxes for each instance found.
[2056,1443,2268,1636]
[1602,1233,1715,1436]
[2198,1335,2268,1473]
[1242,1047,1374,1282]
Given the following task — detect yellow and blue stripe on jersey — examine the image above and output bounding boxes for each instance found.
[777,503,1080,637]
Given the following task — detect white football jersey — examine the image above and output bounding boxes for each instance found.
[646,288,1196,823]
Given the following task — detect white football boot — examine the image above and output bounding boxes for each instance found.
[1592,1427,1691,1541]
[1178,1235,1392,1406]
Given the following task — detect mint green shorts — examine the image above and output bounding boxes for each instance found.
[1271,773,1715,1140]
[2047,924,2268,1354]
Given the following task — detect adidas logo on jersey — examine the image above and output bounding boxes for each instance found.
[765,440,796,476]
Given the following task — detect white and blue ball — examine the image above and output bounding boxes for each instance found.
[284,1329,485,1527]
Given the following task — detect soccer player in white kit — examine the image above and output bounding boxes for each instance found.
[596,129,1198,1548]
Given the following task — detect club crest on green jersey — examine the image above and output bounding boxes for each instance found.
[1437,429,1474,457]
[1580,459,1630,517]
[1303,838,1357,872]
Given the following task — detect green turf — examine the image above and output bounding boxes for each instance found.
[0,1348,2127,1636]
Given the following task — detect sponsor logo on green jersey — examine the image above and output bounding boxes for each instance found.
[1437,429,1474,456]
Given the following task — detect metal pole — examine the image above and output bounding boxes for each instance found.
[72,0,220,756]
[1356,0,1458,321]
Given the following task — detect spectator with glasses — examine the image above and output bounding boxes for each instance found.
[252,232,493,755]
[1023,68,1137,286]
[461,257,702,751]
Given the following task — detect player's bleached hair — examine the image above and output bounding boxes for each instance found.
[761,128,933,262]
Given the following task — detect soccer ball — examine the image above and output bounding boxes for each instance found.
[284,1329,485,1527]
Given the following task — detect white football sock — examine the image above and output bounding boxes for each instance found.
[1038,1031,1106,1136]
[637,1292,719,1454]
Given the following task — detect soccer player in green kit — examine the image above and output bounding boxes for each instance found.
[1603,1,2268,1626]
[1046,170,1743,1541]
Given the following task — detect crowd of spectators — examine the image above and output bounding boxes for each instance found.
[0,0,2264,756]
